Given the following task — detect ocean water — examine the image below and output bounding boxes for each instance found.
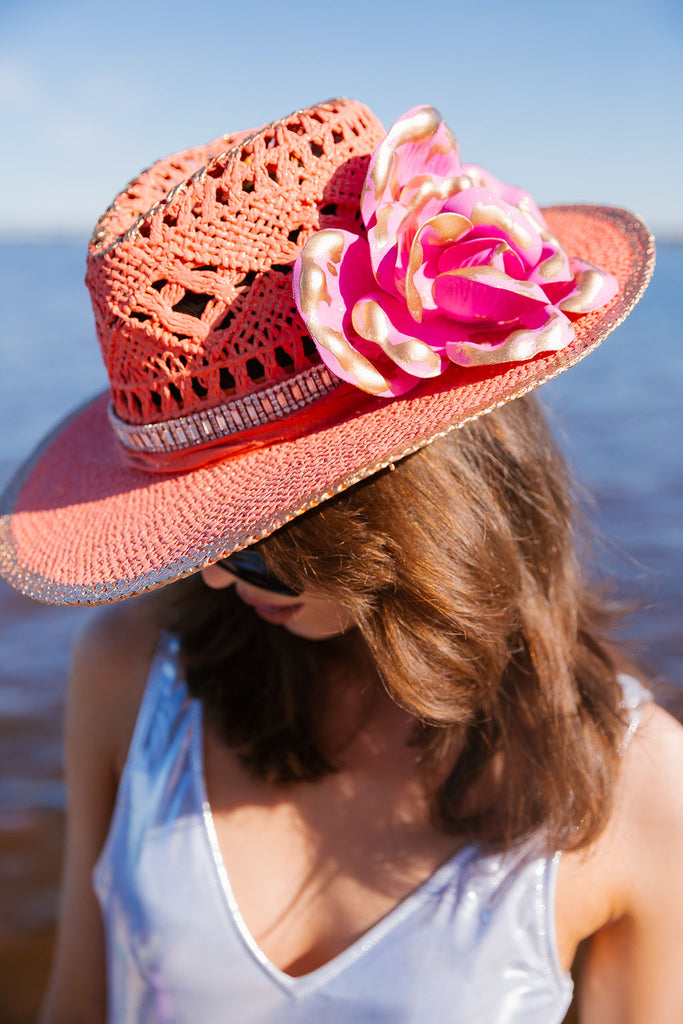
[0,239,681,1021]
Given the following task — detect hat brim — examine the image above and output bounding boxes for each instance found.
[0,205,654,605]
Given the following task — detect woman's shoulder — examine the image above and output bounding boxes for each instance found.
[607,701,683,900]
[560,701,683,897]
[69,593,167,778]
[622,699,683,791]
[73,592,165,670]
[556,700,683,1005]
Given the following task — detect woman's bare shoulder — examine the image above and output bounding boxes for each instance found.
[69,593,167,776]
[73,592,164,670]
[625,699,683,782]
[558,702,683,1020]
[610,702,683,894]
[556,702,683,913]
[560,702,683,897]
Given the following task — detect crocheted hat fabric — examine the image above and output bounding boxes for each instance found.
[0,100,655,605]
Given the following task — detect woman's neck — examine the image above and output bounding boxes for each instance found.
[314,632,424,773]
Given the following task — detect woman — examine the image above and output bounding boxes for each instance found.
[1,99,682,1022]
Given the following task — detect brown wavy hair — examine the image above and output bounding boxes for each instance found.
[170,394,631,853]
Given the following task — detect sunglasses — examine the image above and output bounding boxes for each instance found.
[216,550,301,596]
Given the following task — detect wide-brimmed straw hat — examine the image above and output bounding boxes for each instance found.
[0,98,654,605]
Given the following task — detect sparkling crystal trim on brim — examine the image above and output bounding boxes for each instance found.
[108,365,338,453]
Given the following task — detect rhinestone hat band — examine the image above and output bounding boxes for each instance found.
[109,364,338,455]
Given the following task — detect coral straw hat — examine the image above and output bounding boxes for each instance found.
[0,99,654,605]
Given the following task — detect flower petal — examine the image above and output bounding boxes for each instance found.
[557,258,619,313]
[529,246,573,295]
[361,106,462,225]
[437,237,526,279]
[461,163,548,228]
[367,200,413,299]
[442,188,544,269]
[446,305,574,366]
[293,230,393,395]
[362,106,469,300]
[352,292,453,382]
[405,212,473,321]
[434,265,549,324]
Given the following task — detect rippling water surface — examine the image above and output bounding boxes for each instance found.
[0,240,681,1022]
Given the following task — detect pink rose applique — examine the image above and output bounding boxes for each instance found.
[293,105,618,398]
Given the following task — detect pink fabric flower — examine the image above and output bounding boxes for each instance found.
[293,106,618,397]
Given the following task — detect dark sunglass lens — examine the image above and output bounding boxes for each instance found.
[216,551,300,596]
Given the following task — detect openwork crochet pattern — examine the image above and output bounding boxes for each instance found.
[86,100,385,427]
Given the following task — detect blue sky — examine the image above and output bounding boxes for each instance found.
[1,0,681,238]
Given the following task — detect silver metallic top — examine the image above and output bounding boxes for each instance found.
[93,633,649,1023]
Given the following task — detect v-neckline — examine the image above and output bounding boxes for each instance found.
[191,701,477,994]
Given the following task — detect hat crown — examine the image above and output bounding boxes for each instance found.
[85,100,385,428]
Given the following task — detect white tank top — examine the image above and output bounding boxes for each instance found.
[94,632,649,1023]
